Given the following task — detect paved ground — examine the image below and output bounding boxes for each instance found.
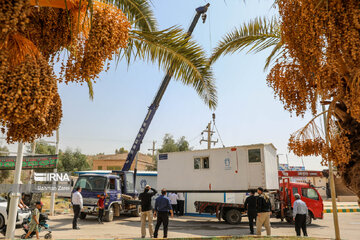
[3,213,359,239]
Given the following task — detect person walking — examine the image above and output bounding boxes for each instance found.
[24,201,42,239]
[153,189,174,238]
[97,194,105,224]
[177,192,185,216]
[72,187,83,230]
[244,190,257,234]
[168,192,178,216]
[293,193,308,237]
[256,187,271,236]
[139,185,157,238]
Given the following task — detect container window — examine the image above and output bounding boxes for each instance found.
[194,158,201,169]
[98,166,102,170]
[194,157,209,169]
[302,188,319,200]
[203,157,209,169]
[248,149,261,163]
[292,187,299,195]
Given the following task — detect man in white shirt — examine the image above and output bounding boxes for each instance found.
[177,192,185,216]
[293,193,308,237]
[72,187,83,230]
[168,193,178,216]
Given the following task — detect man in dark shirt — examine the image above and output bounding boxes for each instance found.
[139,185,157,238]
[153,188,173,238]
[244,190,257,234]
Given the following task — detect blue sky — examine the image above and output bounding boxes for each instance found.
[1,0,325,170]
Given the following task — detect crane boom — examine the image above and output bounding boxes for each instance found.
[122,3,210,172]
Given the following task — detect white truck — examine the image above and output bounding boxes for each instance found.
[157,144,324,225]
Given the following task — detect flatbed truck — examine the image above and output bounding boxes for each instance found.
[194,179,324,225]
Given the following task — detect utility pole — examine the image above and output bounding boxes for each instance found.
[148,141,156,159]
[6,142,24,239]
[322,104,341,240]
[200,121,218,149]
[50,129,60,216]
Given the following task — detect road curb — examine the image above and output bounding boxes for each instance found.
[323,208,360,213]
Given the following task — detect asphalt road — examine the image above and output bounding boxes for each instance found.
[3,213,359,239]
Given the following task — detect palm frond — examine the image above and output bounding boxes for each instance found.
[127,27,217,109]
[209,17,281,65]
[102,0,157,32]
[87,79,94,100]
[264,40,283,70]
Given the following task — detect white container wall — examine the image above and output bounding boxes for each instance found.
[157,144,279,192]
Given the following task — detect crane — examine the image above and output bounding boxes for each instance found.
[122,3,211,178]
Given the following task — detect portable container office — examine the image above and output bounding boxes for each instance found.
[157,143,279,192]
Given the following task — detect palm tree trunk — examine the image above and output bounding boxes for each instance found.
[335,102,360,200]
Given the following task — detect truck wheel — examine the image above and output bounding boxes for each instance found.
[79,212,87,220]
[306,214,312,225]
[285,216,293,224]
[131,205,141,217]
[104,206,114,222]
[225,209,242,224]
[0,214,5,229]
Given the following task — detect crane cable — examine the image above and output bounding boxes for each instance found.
[212,114,225,148]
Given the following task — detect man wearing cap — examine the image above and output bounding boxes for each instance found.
[139,185,157,238]
[293,193,308,236]
[256,187,271,236]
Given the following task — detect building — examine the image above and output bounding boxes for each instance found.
[90,153,154,171]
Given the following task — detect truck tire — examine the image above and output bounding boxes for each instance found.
[104,206,114,222]
[0,214,4,229]
[306,213,312,225]
[79,212,87,220]
[285,216,293,224]
[225,209,242,224]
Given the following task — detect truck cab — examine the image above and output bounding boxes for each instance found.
[72,171,140,222]
[279,179,324,224]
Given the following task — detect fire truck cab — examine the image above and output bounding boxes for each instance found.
[279,179,324,224]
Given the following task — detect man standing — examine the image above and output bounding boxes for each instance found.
[72,187,83,230]
[256,187,271,236]
[244,190,257,234]
[153,189,174,238]
[293,193,308,237]
[168,192,178,216]
[177,192,185,216]
[139,185,157,238]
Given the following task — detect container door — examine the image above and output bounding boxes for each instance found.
[247,148,265,188]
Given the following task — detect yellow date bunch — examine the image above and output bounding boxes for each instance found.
[63,4,131,83]
[269,0,360,166]
[0,0,30,41]
[0,0,130,143]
